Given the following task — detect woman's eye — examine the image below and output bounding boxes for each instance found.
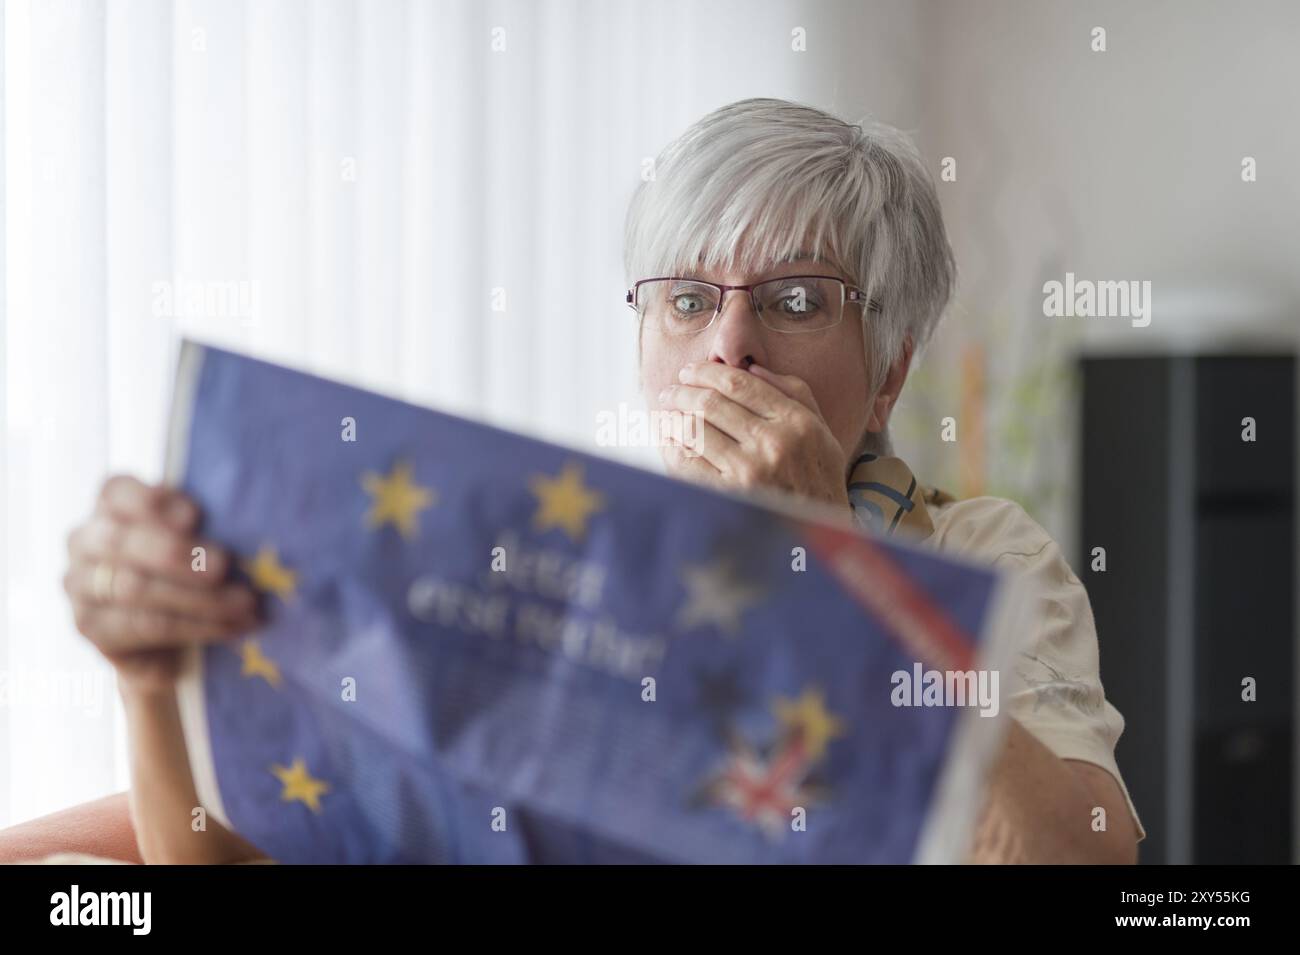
[672,294,708,314]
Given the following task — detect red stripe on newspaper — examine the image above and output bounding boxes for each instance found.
[801,521,976,672]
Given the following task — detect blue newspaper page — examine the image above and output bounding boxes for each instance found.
[168,340,1028,864]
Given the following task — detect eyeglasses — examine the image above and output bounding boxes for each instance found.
[625,275,881,336]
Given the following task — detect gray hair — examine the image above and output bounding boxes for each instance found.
[624,98,955,454]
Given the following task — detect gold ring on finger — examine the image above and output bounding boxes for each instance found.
[91,562,117,603]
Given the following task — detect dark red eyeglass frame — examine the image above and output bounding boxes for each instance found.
[624,275,882,317]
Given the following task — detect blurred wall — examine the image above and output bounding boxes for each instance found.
[893,0,1300,557]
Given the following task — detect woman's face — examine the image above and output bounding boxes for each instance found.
[639,258,874,479]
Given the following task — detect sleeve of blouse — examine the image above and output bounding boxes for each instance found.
[929,496,1146,842]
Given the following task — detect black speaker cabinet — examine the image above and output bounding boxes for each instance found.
[1080,354,1295,864]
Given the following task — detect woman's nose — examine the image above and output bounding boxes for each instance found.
[706,291,766,369]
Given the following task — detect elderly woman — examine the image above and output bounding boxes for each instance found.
[63,97,1141,864]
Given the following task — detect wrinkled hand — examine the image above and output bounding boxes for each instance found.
[658,361,851,511]
[64,475,261,694]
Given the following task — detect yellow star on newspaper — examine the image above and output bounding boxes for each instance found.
[529,461,605,541]
[773,687,844,761]
[675,557,763,637]
[238,639,281,688]
[244,545,297,602]
[362,461,436,539]
[271,758,331,814]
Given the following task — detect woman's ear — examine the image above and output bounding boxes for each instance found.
[866,336,914,432]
